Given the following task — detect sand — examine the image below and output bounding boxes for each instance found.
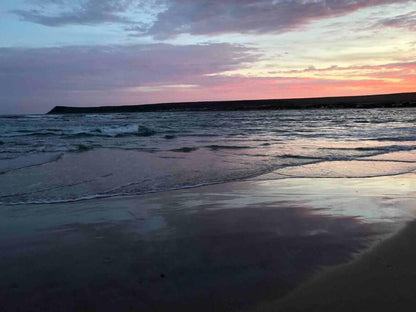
[1,175,416,311]
[249,219,416,312]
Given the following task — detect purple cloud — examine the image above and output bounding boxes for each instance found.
[13,0,413,37]
[146,0,413,38]
[0,43,256,112]
[377,10,416,31]
[12,0,153,26]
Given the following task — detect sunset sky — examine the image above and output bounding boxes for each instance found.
[1,0,416,114]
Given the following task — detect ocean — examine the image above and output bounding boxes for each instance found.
[2,108,416,205]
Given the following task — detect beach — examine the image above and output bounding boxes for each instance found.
[3,0,416,309]
[2,109,416,311]
[1,171,416,311]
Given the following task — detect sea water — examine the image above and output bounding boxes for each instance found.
[2,108,416,205]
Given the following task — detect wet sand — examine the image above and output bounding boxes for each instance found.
[1,175,415,311]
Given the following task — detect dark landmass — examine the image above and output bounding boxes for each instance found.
[47,92,416,114]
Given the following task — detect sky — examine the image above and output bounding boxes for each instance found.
[1,0,416,114]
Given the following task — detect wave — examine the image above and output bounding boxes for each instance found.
[182,134,220,137]
[171,147,199,153]
[268,160,416,179]
[0,193,117,206]
[0,180,231,206]
[0,115,58,120]
[20,132,59,137]
[75,144,93,152]
[0,161,289,205]
[0,115,29,119]
[2,124,157,139]
[371,136,416,142]
[320,145,416,153]
[270,170,416,180]
[206,145,252,151]
[164,135,177,139]
[66,124,156,138]
[279,154,324,160]
[3,129,62,138]
[0,152,63,174]
[25,115,50,119]
[354,145,416,152]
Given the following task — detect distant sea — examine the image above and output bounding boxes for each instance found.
[2,108,416,205]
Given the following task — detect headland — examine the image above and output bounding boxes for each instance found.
[47,92,416,114]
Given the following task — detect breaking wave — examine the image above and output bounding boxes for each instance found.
[66,124,156,138]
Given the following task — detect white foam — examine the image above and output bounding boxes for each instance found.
[269,160,416,178]
[0,153,63,174]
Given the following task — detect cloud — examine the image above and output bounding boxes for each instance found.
[118,73,416,110]
[13,0,413,38]
[273,61,416,76]
[146,0,413,39]
[1,40,415,114]
[0,43,256,112]
[0,43,255,92]
[94,59,416,109]
[377,10,416,31]
[12,0,160,27]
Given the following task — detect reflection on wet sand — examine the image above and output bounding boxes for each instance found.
[1,175,413,311]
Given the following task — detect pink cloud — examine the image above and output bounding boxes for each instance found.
[1,43,415,114]
[123,72,416,106]
[0,43,255,113]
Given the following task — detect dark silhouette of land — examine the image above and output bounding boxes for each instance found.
[47,92,416,114]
